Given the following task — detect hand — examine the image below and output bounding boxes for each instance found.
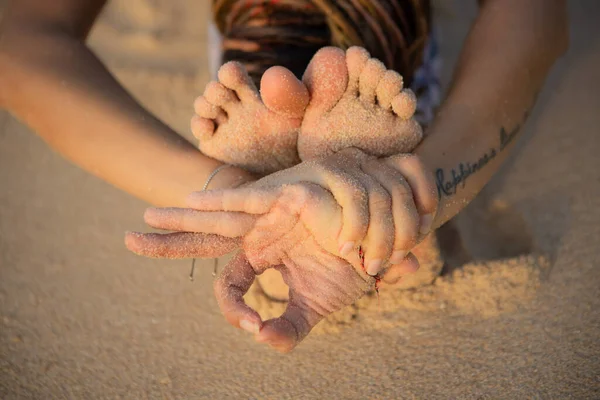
[127,148,438,274]
[228,147,439,275]
[130,183,418,352]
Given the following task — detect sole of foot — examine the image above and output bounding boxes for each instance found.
[192,61,310,175]
[298,46,423,161]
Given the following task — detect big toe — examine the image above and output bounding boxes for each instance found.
[260,66,309,118]
[302,46,348,114]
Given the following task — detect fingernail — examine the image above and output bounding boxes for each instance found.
[366,259,382,276]
[390,250,408,264]
[419,213,435,235]
[240,319,260,334]
[339,241,355,257]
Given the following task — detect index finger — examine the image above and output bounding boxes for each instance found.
[186,186,282,214]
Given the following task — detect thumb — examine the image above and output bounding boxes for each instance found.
[255,292,324,353]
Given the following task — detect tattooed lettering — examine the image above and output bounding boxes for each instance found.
[435,109,531,199]
[436,147,497,197]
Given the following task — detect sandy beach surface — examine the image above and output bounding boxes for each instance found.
[1,1,599,398]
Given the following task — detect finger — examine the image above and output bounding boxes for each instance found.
[285,165,369,257]
[361,160,420,265]
[125,231,239,259]
[186,187,281,214]
[384,154,439,236]
[286,183,344,256]
[380,253,420,284]
[352,171,394,276]
[144,207,255,237]
[255,294,323,353]
[214,251,263,334]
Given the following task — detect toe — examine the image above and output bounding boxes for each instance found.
[346,46,370,94]
[376,70,404,110]
[191,116,215,141]
[261,66,309,118]
[194,96,220,119]
[194,96,227,126]
[204,81,239,113]
[218,61,260,105]
[392,89,418,120]
[358,58,387,104]
[302,46,348,114]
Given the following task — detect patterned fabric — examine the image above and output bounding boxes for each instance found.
[211,0,431,88]
[207,1,441,125]
[411,28,441,127]
[207,21,441,127]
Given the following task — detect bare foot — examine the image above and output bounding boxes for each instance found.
[258,47,428,301]
[298,47,423,161]
[192,62,309,175]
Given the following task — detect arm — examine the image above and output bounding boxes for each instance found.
[414,0,568,227]
[0,0,253,207]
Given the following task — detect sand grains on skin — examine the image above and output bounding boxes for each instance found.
[298,47,423,161]
[245,254,548,334]
[193,62,308,175]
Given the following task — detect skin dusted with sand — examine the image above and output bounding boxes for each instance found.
[192,46,422,175]
[0,0,569,354]
[128,0,569,353]
[189,45,435,302]
[192,61,306,176]
[298,46,422,161]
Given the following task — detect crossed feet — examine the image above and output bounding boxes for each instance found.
[191,46,423,175]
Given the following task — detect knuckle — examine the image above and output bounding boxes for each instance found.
[348,184,368,206]
[369,189,392,211]
[388,180,413,200]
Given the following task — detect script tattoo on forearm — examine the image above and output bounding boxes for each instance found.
[435,108,531,199]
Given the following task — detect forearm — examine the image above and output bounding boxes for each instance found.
[415,0,568,228]
[0,9,252,207]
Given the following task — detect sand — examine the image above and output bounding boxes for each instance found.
[1,0,600,398]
